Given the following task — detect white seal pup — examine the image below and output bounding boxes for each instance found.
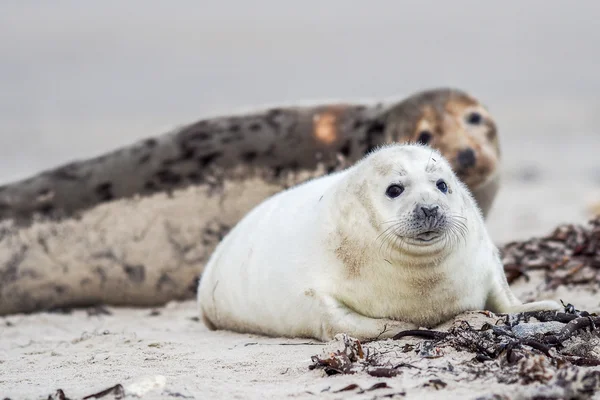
[197,144,560,341]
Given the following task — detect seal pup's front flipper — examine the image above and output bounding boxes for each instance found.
[484,272,562,314]
[317,295,418,342]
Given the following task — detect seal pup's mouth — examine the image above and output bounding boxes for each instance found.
[414,231,441,242]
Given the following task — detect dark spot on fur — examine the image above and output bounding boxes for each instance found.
[187,172,201,181]
[187,131,211,141]
[94,267,108,285]
[144,181,157,191]
[54,285,66,294]
[156,273,176,290]
[249,122,261,132]
[353,120,363,130]
[37,235,50,253]
[340,140,352,157]
[162,158,176,167]
[0,244,28,283]
[273,166,284,178]
[229,123,240,132]
[36,203,54,215]
[364,120,386,153]
[264,108,284,132]
[233,132,244,141]
[201,221,230,246]
[264,144,276,156]
[189,276,201,294]
[366,120,386,135]
[144,139,157,148]
[47,305,73,314]
[267,109,283,119]
[198,152,220,167]
[95,182,114,201]
[155,169,182,185]
[38,188,51,196]
[130,146,143,155]
[123,264,145,283]
[242,151,258,162]
[221,137,233,144]
[181,146,196,160]
[138,154,151,164]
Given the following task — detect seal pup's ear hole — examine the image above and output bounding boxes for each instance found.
[385,184,404,198]
[416,131,432,145]
[465,112,483,125]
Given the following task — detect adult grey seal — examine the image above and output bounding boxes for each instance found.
[0,88,500,223]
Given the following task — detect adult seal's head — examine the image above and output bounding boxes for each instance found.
[377,88,500,217]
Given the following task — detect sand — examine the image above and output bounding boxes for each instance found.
[2,219,600,400]
[2,273,600,400]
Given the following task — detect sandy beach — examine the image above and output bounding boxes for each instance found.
[1,1,600,399]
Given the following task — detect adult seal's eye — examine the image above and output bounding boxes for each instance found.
[466,112,482,125]
[385,184,404,198]
[416,130,432,145]
[436,179,448,194]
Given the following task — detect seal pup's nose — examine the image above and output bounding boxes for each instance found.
[457,148,476,169]
[419,205,439,218]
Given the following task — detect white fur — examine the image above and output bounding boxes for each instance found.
[197,144,561,342]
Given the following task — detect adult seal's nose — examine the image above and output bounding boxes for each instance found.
[457,148,476,169]
[419,205,439,218]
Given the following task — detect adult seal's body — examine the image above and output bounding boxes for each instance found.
[198,144,559,341]
[0,88,500,223]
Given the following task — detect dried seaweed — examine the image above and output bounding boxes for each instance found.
[46,389,72,400]
[501,216,600,288]
[82,384,124,399]
[406,307,600,368]
[309,305,600,399]
[44,384,124,400]
[331,381,392,394]
[480,366,600,400]
[309,334,406,378]
[308,334,366,375]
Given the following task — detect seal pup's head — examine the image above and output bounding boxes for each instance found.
[380,88,499,191]
[343,143,476,263]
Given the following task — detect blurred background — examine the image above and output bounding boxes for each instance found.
[1,0,599,243]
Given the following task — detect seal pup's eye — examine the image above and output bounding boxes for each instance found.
[466,112,482,125]
[385,184,404,198]
[416,131,432,145]
[436,179,448,194]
